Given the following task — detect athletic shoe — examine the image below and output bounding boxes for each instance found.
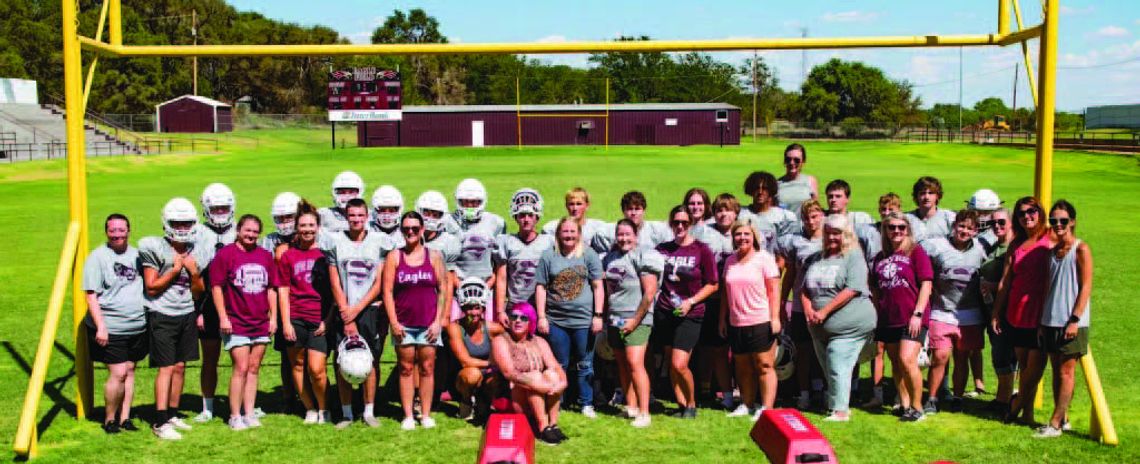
[318,411,331,425]
[413,397,423,421]
[631,414,652,428]
[751,407,766,422]
[421,416,437,429]
[671,407,697,419]
[581,406,597,419]
[823,411,850,422]
[1061,419,1072,431]
[923,399,938,415]
[624,407,640,419]
[362,415,380,428]
[102,421,120,434]
[861,397,884,409]
[168,417,192,431]
[228,416,248,431]
[400,416,416,431]
[899,408,926,422]
[727,404,751,417]
[335,419,353,430]
[458,402,474,420]
[303,410,319,425]
[243,415,262,428]
[550,424,568,442]
[1033,425,1063,438]
[252,407,267,419]
[193,410,213,423]
[539,427,561,446]
[152,422,181,440]
[890,404,906,417]
[963,390,981,399]
[118,419,139,432]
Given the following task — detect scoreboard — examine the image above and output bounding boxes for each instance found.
[327,67,402,122]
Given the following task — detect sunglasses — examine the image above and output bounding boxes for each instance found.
[1017,207,1040,216]
[784,156,803,165]
[400,226,421,234]
[1048,218,1071,227]
[992,218,1008,227]
[507,313,530,323]
[670,219,691,227]
[887,224,908,231]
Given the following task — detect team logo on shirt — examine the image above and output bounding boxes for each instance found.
[664,255,696,282]
[463,235,490,260]
[173,272,191,295]
[399,270,434,284]
[344,259,376,285]
[509,259,538,295]
[550,265,587,302]
[234,263,269,294]
[804,263,840,290]
[113,262,138,281]
[293,259,315,284]
[875,255,910,290]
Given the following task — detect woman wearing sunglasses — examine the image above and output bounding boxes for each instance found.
[491,302,568,445]
[1031,200,1093,438]
[992,196,1055,425]
[654,206,719,419]
[777,143,818,214]
[870,212,934,422]
[383,211,450,430]
[979,207,1016,410]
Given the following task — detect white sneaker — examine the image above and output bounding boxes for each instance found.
[318,411,331,425]
[193,410,213,423]
[362,415,380,428]
[152,422,182,440]
[335,419,353,430]
[303,410,319,425]
[458,402,474,420]
[624,407,640,419]
[824,411,851,422]
[631,414,652,428]
[751,407,766,422]
[401,416,417,431]
[252,407,267,419]
[727,404,751,417]
[243,415,262,428]
[228,416,248,431]
[168,417,192,431]
[581,406,597,419]
[421,416,437,429]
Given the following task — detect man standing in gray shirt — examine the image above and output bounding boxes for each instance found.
[83,213,147,434]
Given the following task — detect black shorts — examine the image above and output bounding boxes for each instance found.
[1005,324,1040,349]
[148,312,201,367]
[652,310,702,352]
[87,325,148,365]
[874,326,926,344]
[728,323,775,354]
[787,311,813,343]
[698,299,729,347]
[197,298,221,340]
[1040,326,1089,357]
[288,319,331,354]
[334,305,386,359]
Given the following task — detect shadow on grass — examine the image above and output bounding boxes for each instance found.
[2,340,78,449]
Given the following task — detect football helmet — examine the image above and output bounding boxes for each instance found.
[371,185,404,229]
[331,171,364,209]
[454,178,487,222]
[200,183,235,228]
[509,188,543,218]
[270,191,301,236]
[162,197,199,243]
[415,190,449,232]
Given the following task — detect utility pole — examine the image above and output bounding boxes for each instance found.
[800,28,808,85]
[1012,66,1020,130]
[752,51,758,142]
[958,47,964,133]
[192,9,198,96]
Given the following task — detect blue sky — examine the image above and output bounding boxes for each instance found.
[227,0,1139,111]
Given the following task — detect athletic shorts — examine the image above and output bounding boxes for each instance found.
[1040,326,1088,357]
[787,311,813,343]
[87,325,148,365]
[987,324,1019,375]
[1005,325,1040,349]
[957,325,985,351]
[223,333,271,351]
[875,325,927,344]
[928,321,960,351]
[652,310,702,352]
[197,300,221,340]
[606,325,651,348]
[334,305,385,359]
[394,326,444,347]
[728,322,775,354]
[148,312,200,367]
[698,298,729,347]
[287,319,330,354]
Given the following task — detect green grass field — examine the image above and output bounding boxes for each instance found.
[1,130,1137,463]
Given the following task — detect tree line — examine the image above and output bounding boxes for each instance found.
[0,1,1081,130]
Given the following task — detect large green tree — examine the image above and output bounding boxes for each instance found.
[799,58,923,126]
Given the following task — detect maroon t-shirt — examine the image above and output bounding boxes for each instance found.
[210,243,279,337]
[655,240,718,319]
[277,246,324,324]
[871,246,934,329]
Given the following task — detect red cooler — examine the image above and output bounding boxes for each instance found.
[478,413,535,464]
[750,409,838,464]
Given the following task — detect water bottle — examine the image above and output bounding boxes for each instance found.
[610,314,625,329]
[670,294,685,316]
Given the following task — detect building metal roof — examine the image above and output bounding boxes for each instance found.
[155,94,232,108]
[402,103,739,113]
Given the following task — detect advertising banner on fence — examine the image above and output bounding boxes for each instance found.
[327,109,403,122]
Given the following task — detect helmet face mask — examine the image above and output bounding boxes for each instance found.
[271,192,301,236]
[415,191,449,232]
[273,215,296,236]
[336,335,374,386]
[331,171,365,209]
[163,197,199,243]
[509,188,543,218]
[371,185,404,229]
[456,277,489,308]
[455,179,487,222]
[200,183,235,229]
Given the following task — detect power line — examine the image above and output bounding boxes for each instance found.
[1058,55,1140,70]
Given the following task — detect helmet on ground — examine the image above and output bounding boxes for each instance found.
[336,335,374,386]
[509,188,543,218]
[270,192,301,236]
[415,190,449,232]
[455,178,487,222]
[857,338,877,364]
[456,277,490,308]
[594,332,615,362]
[331,171,365,209]
[774,334,797,381]
[200,183,236,229]
[371,185,404,229]
[162,197,199,243]
[967,188,1002,212]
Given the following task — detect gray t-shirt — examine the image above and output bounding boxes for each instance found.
[323,231,394,308]
[260,232,292,254]
[368,225,405,249]
[536,247,603,330]
[318,207,350,234]
[543,218,609,250]
[591,220,673,255]
[739,207,800,255]
[602,247,665,324]
[690,223,734,268]
[801,249,876,337]
[424,231,462,273]
[777,234,823,313]
[845,211,876,229]
[138,236,211,316]
[494,233,556,304]
[82,244,146,335]
[855,222,882,268]
[450,212,507,280]
[907,208,957,242]
[923,237,988,326]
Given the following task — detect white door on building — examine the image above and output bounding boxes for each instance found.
[471,120,485,147]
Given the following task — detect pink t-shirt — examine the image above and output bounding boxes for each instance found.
[210,243,279,337]
[277,246,324,324]
[723,250,781,327]
[1005,235,1053,329]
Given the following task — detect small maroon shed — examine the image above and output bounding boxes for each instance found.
[357,103,740,147]
[155,95,233,133]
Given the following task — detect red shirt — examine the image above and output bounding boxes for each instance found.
[210,243,278,337]
[1005,235,1053,329]
[871,246,934,329]
[277,246,324,324]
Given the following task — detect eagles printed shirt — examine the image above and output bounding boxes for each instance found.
[448,211,507,280]
[590,220,673,255]
[922,237,988,326]
[318,207,350,234]
[82,244,146,335]
[494,233,556,304]
[138,236,211,316]
[323,231,395,308]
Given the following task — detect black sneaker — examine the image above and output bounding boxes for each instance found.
[119,418,139,432]
[538,427,561,446]
[102,421,121,434]
[671,407,697,419]
[899,408,925,422]
[549,424,568,442]
[922,399,938,415]
[890,404,906,417]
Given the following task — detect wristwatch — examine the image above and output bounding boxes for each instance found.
[593,312,604,318]
[1068,314,1080,324]
[912,311,924,318]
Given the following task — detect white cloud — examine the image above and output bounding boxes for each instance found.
[1059,5,1095,16]
[821,11,880,23]
[1094,26,1130,38]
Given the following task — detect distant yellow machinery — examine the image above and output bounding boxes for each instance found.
[982,115,1012,131]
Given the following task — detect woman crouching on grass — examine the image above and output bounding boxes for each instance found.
[210,214,279,431]
[492,302,568,446]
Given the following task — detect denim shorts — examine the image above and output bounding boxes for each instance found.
[393,326,444,347]
[223,333,271,351]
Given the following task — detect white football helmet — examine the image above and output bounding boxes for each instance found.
[415,190,449,232]
[200,183,235,228]
[371,185,404,229]
[456,277,490,308]
[509,188,543,218]
[336,335,374,386]
[774,334,797,381]
[331,171,365,209]
[967,188,1003,212]
[162,197,199,243]
[454,178,487,222]
[270,191,301,236]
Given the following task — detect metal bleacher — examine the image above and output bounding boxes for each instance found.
[0,103,141,162]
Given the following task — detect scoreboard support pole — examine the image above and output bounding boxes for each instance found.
[331,121,336,150]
